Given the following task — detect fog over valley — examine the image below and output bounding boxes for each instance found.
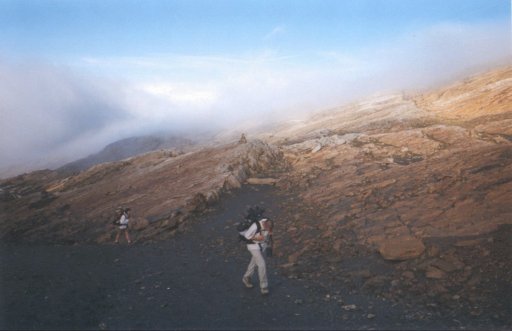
[0,3,510,178]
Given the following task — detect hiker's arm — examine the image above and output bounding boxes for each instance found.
[252,233,265,241]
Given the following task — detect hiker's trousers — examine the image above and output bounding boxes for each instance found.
[244,245,268,289]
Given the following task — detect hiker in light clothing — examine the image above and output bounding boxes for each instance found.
[242,218,273,295]
[114,208,132,244]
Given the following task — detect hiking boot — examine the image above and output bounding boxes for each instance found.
[242,277,253,288]
[261,287,269,295]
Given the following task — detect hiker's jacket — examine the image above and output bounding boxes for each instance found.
[118,214,129,229]
[243,219,270,251]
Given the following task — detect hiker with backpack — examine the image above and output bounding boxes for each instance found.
[114,207,132,244]
[238,206,273,295]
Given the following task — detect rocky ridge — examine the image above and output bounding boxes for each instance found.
[0,140,282,243]
[56,134,195,176]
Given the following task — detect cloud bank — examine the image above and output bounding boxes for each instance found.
[1,20,510,177]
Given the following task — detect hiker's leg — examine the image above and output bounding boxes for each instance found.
[125,230,131,243]
[244,254,257,279]
[252,249,268,289]
[115,231,120,243]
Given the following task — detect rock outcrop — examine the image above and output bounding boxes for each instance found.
[270,66,511,269]
[378,236,426,261]
[0,140,282,243]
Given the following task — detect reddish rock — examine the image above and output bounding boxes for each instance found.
[378,236,426,261]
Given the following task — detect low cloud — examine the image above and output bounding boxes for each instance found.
[364,21,511,90]
[0,20,510,177]
[0,60,142,176]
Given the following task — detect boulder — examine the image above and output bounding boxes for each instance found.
[185,193,208,212]
[246,177,278,185]
[378,236,425,261]
[205,190,220,204]
[223,174,241,190]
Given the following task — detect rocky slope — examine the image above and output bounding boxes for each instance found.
[0,66,510,326]
[270,66,511,257]
[0,140,282,243]
[1,66,510,249]
[263,66,511,325]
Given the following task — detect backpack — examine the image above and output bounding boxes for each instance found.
[237,219,261,243]
[237,206,265,243]
[112,213,121,225]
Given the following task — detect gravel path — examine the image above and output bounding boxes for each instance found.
[0,185,472,330]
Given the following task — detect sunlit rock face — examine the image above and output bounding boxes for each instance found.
[272,66,511,260]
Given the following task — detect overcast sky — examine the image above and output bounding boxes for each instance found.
[0,0,510,177]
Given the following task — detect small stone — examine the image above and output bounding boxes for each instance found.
[432,258,457,273]
[470,309,482,316]
[427,245,440,257]
[342,304,357,311]
[402,271,415,279]
[467,274,481,287]
[367,314,376,319]
[426,266,446,279]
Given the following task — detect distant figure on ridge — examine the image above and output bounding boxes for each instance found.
[238,133,247,144]
[114,207,132,244]
[238,206,273,295]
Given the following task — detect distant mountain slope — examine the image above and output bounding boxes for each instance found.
[57,135,194,175]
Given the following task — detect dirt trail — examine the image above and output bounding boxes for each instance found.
[0,185,479,330]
